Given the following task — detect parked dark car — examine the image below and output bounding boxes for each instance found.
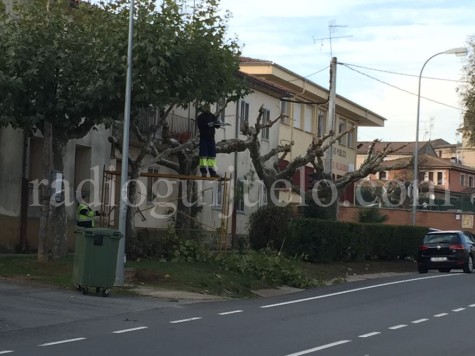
[417,230,475,274]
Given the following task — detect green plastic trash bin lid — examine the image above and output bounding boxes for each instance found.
[73,228,122,288]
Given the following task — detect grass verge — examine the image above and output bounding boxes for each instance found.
[0,254,417,298]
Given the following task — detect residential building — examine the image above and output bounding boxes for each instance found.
[356,140,475,211]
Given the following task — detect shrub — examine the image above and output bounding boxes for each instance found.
[129,228,212,262]
[218,249,317,288]
[248,205,294,251]
[358,207,388,223]
[284,218,428,262]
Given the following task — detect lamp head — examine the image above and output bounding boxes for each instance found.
[443,47,468,56]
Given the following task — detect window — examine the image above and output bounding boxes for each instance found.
[280,101,290,125]
[437,172,443,185]
[236,180,245,212]
[461,174,466,186]
[216,98,226,122]
[213,183,222,207]
[304,105,312,132]
[261,108,270,140]
[259,183,268,207]
[317,111,325,137]
[428,171,434,183]
[147,167,159,202]
[470,176,474,187]
[347,123,355,148]
[338,118,347,145]
[378,171,387,180]
[293,103,301,129]
[239,100,250,133]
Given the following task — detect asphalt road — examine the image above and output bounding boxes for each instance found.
[1,271,474,355]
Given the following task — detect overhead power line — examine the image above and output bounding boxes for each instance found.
[339,62,468,113]
[339,62,469,83]
[289,66,329,82]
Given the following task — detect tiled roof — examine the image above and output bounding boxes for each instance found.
[238,71,292,97]
[239,57,272,64]
[379,157,411,168]
[357,141,417,155]
[356,140,453,155]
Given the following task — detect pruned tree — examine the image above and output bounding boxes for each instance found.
[213,106,411,218]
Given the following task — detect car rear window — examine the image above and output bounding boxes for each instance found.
[423,233,460,244]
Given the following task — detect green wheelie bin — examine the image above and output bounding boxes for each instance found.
[73,228,122,297]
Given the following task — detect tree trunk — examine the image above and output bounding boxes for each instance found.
[37,121,52,263]
[50,137,68,259]
[174,158,201,238]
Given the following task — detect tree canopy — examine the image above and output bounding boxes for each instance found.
[461,36,475,144]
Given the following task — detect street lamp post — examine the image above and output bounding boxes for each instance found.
[411,47,468,225]
[115,0,135,286]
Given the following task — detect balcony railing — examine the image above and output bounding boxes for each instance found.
[131,109,197,144]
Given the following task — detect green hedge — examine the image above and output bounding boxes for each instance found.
[284,218,428,262]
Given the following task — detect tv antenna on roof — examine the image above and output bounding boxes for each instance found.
[313,20,353,58]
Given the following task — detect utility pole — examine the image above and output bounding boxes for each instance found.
[324,57,337,177]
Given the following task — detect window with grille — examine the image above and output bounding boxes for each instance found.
[236,180,245,212]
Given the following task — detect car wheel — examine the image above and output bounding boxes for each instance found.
[463,256,474,274]
[418,266,428,274]
[438,268,451,273]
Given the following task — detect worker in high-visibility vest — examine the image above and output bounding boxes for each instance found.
[76,192,99,228]
[197,104,222,177]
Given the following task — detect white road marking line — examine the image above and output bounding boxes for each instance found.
[452,308,465,312]
[469,304,475,307]
[359,332,381,338]
[388,324,407,330]
[284,340,351,356]
[0,351,14,355]
[112,326,148,334]
[434,313,448,317]
[169,317,202,324]
[39,338,86,346]
[218,310,243,315]
[261,274,459,308]
[411,318,429,324]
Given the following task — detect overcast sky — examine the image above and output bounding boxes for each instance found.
[218,0,473,144]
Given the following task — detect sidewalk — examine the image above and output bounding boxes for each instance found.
[125,271,413,301]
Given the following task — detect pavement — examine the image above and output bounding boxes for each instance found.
[126,271,413,302]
